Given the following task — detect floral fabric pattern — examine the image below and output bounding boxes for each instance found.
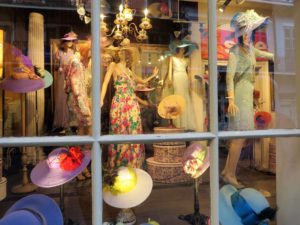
[65,56,92,127]
[108,72,145,169]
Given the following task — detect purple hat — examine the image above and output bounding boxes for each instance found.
[61,31,78,41]
[2,194,63,225]
[0,210,42,225]
[0,77,44,93]
[31,147,91,188]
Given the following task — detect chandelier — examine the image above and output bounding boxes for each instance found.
[101,0,152,46]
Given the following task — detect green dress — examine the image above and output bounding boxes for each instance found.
[226,45,273,130]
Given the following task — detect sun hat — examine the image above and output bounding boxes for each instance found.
[103,167,153,209]
[61,31,78,41]
[0,76,44,93]
[219,185,277,225]
[182,143,210,179]
[30,147,91,188]
[231,10,269,37]
[158,95,186,119]
[165,37,198,57]
[1,194,63,225]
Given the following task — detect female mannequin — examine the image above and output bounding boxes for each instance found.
[167,39,199,131]
[101,48,158,169]
[53,32,78,130]
[221,10,274,188]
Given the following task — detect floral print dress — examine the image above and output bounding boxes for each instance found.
[108,71,145,169]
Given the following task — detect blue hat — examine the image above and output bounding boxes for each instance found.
[165,38,198,57]
[4,194,63,225]
[219,185,276,225]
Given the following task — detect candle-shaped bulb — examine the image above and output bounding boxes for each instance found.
[100,14,105,21]
[119,4,124,12]
[144,8,149,17]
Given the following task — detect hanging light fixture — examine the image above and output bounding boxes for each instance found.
[100,0,152,46]
[219,0,232,12]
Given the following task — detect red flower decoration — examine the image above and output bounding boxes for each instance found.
[59,147,84,171]
[254,111,272,129]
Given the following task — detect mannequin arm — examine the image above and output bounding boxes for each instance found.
[167,56,173,86]
[137,96,149,107]
[226,51,239,116]
[254,48,274,61]
[100,62,115,107]
[133,67,159,84]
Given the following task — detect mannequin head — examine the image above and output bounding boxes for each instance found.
[115,49,133,68]
[175,47,187,57]
[60,40,77,52]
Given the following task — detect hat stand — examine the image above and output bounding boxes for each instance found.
[178,177,209,225]
[60,184,80,225]
[116,208,136,225]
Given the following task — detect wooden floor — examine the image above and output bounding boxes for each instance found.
[0,156,277,225]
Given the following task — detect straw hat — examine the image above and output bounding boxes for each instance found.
[158,95,186,119]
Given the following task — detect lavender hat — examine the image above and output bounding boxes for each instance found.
[1,194,63,225]
[31,147,91,188]
[0,77,44,93]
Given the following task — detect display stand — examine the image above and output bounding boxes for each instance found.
[178,178,209,225]
[60,185,80,225]
[11,94,37,194]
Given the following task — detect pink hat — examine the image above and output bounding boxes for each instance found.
[182,143,210,179]
[30,147,91,188]
[61,31,78,41]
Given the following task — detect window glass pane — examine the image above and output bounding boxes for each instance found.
[102,141,211,224]
[0,144,92,224]
[100,0,209,135]
[0,3,92,137]
[219,136,300,225]
[217,1,299,131]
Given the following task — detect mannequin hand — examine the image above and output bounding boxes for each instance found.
[152,67,159,77]
[228,101,239,117]
[100,99,104,108]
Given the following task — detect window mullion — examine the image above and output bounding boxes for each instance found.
[208,0,219,224]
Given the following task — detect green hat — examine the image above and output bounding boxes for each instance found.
[42,70,53,89]
[166,38,198,57]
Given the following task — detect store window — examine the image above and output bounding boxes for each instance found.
[0,1,300,225]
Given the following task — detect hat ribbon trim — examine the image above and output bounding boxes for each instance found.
[231,191,269,225]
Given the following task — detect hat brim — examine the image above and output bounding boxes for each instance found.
[103,168,153,209]
[158,95,186,119]
[5,194,63,225]
[0,77,45,93]
[61,37,77,41]
[0,210,42,225]
[42,70,53,89]
[219,185,244,225]
[234,17,269,37]
[30,150,91,188]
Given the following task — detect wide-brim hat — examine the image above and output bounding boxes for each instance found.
[182,143,210,179]
[3,194,63,225]
[166,38,198,57]
[103,167,153,209]
[0,77,45,93]
[61,31,78,41]
[158,95,186,119]
[231,10,269,37]
[31,147,91,188]
[220,185,271,225]
[42,70,53,89]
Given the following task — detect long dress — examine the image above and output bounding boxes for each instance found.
[53,50,73,128]
[108,71,145,169]
[64,55,92,127]
[226,45,274,130]
[171,56,197,130]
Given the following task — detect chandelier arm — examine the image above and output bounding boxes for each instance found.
[128,23,139,34]
[106,25,118,37]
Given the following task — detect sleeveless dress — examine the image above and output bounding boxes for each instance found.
[226,45,274,130]
[108,70,145,169]
[53,50,73,128]
[172,56,197,130]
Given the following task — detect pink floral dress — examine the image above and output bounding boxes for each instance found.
[108,71,145,169]
[64,56,92,127]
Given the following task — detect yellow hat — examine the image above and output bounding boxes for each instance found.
[158,95,186,119]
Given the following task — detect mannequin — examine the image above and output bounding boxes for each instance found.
[53,32,78,130]
[221,10,274,189]
[101,48,158,169]
[167,40,199,131]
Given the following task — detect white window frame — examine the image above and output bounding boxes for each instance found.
[0,1,300,225]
